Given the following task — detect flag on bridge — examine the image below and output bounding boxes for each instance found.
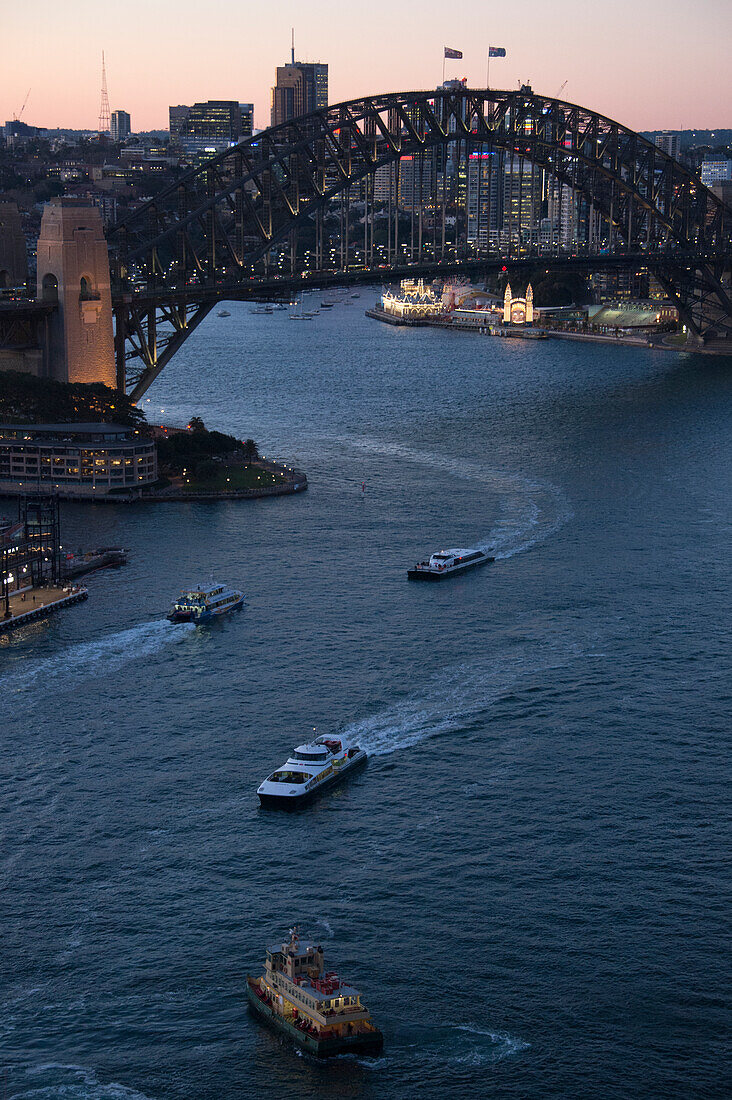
[489,46,507,57]
[444,47,463,59]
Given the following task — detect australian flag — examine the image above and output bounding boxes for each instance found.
[489,46,507,57]
[444,47,463,59]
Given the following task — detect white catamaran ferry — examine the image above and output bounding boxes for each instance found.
[167,582,245,623]
[258,736,367,807]
[407,547,495,581]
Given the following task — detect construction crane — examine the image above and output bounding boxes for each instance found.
[555,80,568,98]
[14,88,31,121]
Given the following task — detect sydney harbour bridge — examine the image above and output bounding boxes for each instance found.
[5,88,732,400]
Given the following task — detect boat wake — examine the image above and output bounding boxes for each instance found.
[447,1023,530,1064]
[335,435,572,562]
[17,1062,154,1099]
[345,631,585,758]
[0,619,194,700]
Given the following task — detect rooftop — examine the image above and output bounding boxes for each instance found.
[0,422,133,435]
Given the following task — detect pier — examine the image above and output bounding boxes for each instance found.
[0,584,88,634]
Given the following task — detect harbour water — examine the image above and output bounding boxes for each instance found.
[1,299,730,1098]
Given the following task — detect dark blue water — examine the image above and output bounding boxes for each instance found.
[1,297,730,1099]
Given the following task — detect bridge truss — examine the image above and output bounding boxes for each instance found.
[107,88,732,398]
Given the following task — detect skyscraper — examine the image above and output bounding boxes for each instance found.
[110,110,131,142]
[501,158,542,249]
[179,101,241,155]
[466,151,503,248]
[169,105,191,143]
[654,132,681,160]
[271,61,328,126]
[239,103,254,139]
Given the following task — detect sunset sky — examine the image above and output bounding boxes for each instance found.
[3,0,731,134]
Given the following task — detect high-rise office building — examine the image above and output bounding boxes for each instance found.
[654,132,681,160]
[169,105,191,142]
[546,176,577,250]
[701,158,732,186]
[466,151,503,248]
[110,110,131,142]
[501,158,542,248]
[239,103,254,139]
[271,62,328,126]
[179,101,241,155]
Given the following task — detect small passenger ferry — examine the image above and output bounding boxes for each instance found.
[247,928,383,1058]
[257,735,366,807]
[407,547,495,581]
[167,582,245,623]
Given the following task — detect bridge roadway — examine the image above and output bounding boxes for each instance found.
[111,252,700,310]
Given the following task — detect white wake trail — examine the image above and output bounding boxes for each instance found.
[337,435,573,562]
[345,634,584,758]
[0,619,194,697]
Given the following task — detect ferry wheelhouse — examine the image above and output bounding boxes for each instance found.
[247,929,383,1058]
[257,735,366,807]
[407,547,495,581]
[167,582,245,623]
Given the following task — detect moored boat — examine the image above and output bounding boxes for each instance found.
[247,929,383,1058]
[258,734,366,807]
[167,581,245,622]
[407,547,494,581]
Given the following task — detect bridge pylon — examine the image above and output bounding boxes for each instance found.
[36,199,116,387]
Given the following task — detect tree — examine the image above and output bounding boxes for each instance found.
[195,459,219,480]
[188,416,206,432]
[242,438,259,464]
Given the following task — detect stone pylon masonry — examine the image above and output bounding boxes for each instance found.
[36,199,116,387]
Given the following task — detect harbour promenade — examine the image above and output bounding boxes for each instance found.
[0,583,88,633]
[365,307,682,351]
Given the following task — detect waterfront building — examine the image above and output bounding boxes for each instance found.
[700,158,732,186]
[179,101,241,155]
[380,279,439,319]
[110,110,131,142]
[0,423,157,498]
[654,132,680,160]
[503,282,534,324]
[271,62,328,126]
[0,495,61,600]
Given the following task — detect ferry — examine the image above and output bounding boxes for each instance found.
[257,735,366,807]
[167,582,245,623]
[407,547,494,581]
[247,928,384,1058]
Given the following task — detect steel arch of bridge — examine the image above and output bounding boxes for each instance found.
[108,88,732,398]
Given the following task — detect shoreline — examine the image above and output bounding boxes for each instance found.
[0,460,308,505]
[365,307,731,355]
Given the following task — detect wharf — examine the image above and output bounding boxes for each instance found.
[366,307,538,336]
[63,547,127,578]
[365,308,686,351]
[0,584,88,634]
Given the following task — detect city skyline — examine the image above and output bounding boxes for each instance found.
[2,0,731,134]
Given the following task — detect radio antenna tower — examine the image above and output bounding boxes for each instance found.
[98,51,110,134]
